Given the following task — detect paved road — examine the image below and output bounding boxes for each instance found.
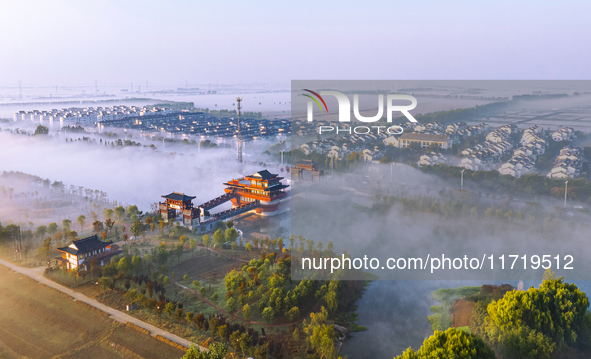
[0,259,207,353]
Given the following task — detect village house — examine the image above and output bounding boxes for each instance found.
[499,154,535,178]
[418,152,446,166]
[56,235,122,271]
[397,133,451,150]
[547,146,584,179]
[551,127,575,142]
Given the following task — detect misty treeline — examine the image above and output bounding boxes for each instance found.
[371,188,589,235]
[420,164,591,202]
[396,272,591,358]
[1,170,109,201]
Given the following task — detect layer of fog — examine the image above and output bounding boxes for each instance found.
[291,163,590,281]
[0,130,286,214]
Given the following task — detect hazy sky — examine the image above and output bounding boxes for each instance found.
[1,0,590,87]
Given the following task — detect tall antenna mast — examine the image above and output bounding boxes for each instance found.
[236,97,243,165]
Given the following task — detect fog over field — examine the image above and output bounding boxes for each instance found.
[0,130,285,211]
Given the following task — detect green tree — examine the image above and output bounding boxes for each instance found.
[117,257,130,274]
[34,125,49,135]
[487,275,589,348]
[77,215,86,231]
[103,207,114,219]
[499,326,556,359]
[225,227,238,243]
[114,206,126,221]
[181,343,228,359]
[186,311,194,323]
[286,306,300,322]
[394,328,495,359]
[202,234,211,249]
[226,297,237,312]
[130,220,142,240]
[262,307,275,323]
[127,205,139,219]
[189,238,197,256]
[98,277,110,291]
[35,225,48,240]
[62,219,72,233]
[213,229,224,248]
[242,304,251,319]
[174,243,184,263]
[41,237,53,261]
[131,255,143,275]
[48,222,58,237]
[164,302,175,317]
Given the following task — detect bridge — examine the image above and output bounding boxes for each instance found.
[201,200,260,224]
[197,192,239,211]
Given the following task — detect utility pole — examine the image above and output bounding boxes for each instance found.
[95,80,98,93]
[18,226,22,261]
[460,169,465,190]
[564,180,568,208]
[236,97,243,166]
[390,162,393,183]
[331,156,334,175]
[12,227,17,261]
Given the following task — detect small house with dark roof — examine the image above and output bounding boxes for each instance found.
[56,235,121,270]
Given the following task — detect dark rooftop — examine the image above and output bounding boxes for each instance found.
[251,170,277,180]
[57,235,112,255]
[162,192,196,201]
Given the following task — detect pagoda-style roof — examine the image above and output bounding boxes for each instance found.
[162,192,196,201]
[250,170,277,180]
[57,235,112,255]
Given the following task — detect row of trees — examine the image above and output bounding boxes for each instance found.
[421,164,591,202]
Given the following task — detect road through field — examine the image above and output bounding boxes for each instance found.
[0,259,207,353]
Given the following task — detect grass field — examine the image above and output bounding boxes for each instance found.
[0,265,186,359]
[174,252,245,284]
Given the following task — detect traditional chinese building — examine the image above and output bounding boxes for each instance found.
[223,169,289,216]
[159,192,200,225]
[56,235,121,271]
[292,160,324,181]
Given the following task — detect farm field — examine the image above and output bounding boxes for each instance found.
[0,264,185,359]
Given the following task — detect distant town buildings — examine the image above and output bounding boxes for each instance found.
[14,105,172,127]
[103,112,290,139]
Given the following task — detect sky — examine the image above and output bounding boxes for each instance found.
[1,0,591,88]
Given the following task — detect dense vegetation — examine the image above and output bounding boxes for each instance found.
[396,273,591,358]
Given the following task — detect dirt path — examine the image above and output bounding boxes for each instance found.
[0,259,207,353]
